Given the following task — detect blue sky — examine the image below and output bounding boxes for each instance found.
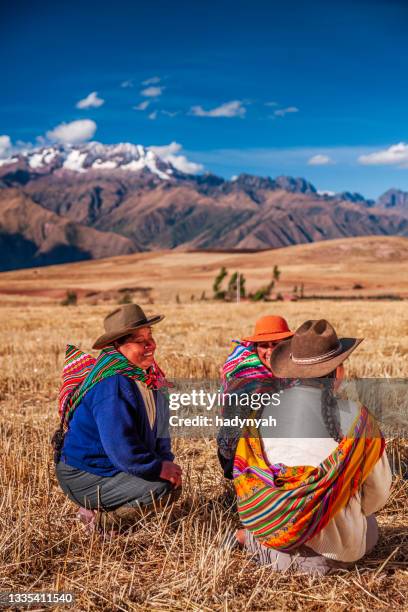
[1,0,408,197]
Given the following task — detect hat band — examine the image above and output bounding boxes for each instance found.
[290,342,342,365]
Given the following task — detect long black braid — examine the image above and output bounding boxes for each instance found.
[51,401,68,464]
[320,372,343,443]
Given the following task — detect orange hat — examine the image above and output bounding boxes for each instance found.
[242,315,294,343]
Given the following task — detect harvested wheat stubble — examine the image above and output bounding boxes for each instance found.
[0,300,407,611]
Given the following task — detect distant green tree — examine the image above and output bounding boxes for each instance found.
[213,267,228,299]
[239,273,246,297]
[251,288,268,302]
[273,265,281,282]
[61,291,77,306]
[227,271,238,298]
[250,277,275,302]
[227,271,246,300]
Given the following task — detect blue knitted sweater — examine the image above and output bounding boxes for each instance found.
[61,375,173,479]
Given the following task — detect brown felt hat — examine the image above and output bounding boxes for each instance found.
[92,304,164,350]
[270,319,363,378]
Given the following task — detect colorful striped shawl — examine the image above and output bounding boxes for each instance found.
[233,404,385,551]
[218,341,283,464]
[221,340,274,385]
[59,344,168,424]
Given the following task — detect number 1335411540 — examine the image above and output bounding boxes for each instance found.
[0,592,75,607]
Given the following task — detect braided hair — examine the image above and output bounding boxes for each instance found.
[320,371,343,443]
[51,402,68,464]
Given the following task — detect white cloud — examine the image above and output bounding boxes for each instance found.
[76,91,105,109]
[358,143,408,168]
[274,106,299,117]
[148,111,158,120]
[46,119,97,144]
[0,135,11,157]
[142,76,161,85]
[133,100,150,111]
[265,101,278,107]
[191,145,371,173]
[141,86,164,98]
[308,154,334,166]
[149,141,203,174]
[149,142,181,156]
[190,100,246,118]
[161,110,179,117]
[121,79,134,88]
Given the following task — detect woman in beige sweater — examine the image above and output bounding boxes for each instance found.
[234,319,392,574]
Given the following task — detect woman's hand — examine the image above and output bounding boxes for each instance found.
[160,461,183,488]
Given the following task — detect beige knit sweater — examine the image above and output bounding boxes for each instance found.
[260,385,392,562]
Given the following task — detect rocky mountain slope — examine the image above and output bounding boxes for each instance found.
[376,188,408,212]
[1,142,408,271]
[0,189,136,271]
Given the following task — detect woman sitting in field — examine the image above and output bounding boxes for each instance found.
[233,319,392,573]
[53,304,182,532]
[217,315,294,478]
[221,315,294,382]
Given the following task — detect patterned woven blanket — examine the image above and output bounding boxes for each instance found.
[233,404,385,551]
[58,344,167,424]
[221,340,274,385]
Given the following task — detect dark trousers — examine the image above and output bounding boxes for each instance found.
[56,461,173,511]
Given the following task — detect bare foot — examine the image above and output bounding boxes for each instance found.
[77,507,97,534]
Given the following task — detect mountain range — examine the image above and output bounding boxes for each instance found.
[1,141,408,271]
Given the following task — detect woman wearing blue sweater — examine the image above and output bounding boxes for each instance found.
[54,304,182,531]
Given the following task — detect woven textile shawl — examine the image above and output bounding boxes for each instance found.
[218,341,284,463]
[233,404,385,551]
[59,344,168,424]
[221,340,274,385]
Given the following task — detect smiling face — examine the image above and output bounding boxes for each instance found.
[116,326,156,369]
[255,340,282,370]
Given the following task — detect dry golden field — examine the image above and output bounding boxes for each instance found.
[0,295,407,611]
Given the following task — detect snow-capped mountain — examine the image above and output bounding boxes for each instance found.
[1,140,408,272]
[0,142,179,180]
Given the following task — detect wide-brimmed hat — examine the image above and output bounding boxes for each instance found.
[242,315,294,343]
[92,304,164,350]
[270,319,363,378]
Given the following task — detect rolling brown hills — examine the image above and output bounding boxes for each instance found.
[20,171,408,252]
[1,142,408,273]
[1,235,407,303]
[0,189,136,271]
